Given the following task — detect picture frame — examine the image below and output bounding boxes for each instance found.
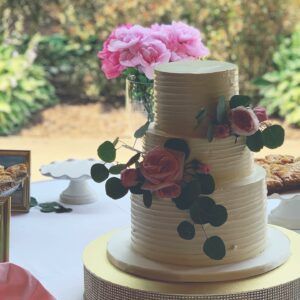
[0,197,11,262]
[0,150,30,212]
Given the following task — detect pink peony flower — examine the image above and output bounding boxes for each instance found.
[230,106,260,136]
[141,146,185,193]
[120,168,139,188]
[155,183,181,198]
[214,124,230,138]
[151,22,209,61]
[197,163,211,174]
[253,106,268,123]
[98,24,133,79]
[137,37,171,79]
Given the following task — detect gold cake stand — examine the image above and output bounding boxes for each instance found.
[83,226,300,300]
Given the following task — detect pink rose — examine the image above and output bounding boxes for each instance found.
[230,106,260,136]
[197,163,211,174]
[98,51,124,79]
[214,124,230,138]
[120,168,139,188]
[253,106,268,123]
[141,146,185,193]
[156,183,181,198]
[136,37,171,79]
[151,22,209,61]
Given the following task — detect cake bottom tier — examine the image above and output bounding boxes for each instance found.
[131,166,267,267]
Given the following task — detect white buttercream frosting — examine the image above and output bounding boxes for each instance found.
[128,60,268,268]
[131,166,267,267]
[154,60,238,137]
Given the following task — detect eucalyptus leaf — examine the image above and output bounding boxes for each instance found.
[109,164,127,175]
[207,123,214,142]
[203,236,226,260]
[130,183,144,195]
[105,177,129,200]
[55,207,72,213]
[134,121,150,138]
[164,138,190,159]
[97,141,116,163]
[189,196,215,224]
[91,163,109,183]
[229,95,251,109]
[246,131,264,152]
[30,197,38,208]
[127,153,141,167]
[143,191,152,208]
[262,125,285,149]
[209,205,228,227]
[217,96,226,123]
[177,221,195,240]
[194,173,215,194]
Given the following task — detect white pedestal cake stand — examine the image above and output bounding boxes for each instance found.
[83,226,300,300]
[269,191,300,229]
[40,159,99,205]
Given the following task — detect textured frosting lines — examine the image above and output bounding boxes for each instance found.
[131,166,267,267]
[154,60,238,137]
[144,129,253,185]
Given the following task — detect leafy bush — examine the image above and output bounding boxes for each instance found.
[254,26,300,126]
[0,39,57,135]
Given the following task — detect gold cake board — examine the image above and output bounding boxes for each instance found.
[83,226,300,300]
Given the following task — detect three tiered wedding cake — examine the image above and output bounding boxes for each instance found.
[92,60,289,283]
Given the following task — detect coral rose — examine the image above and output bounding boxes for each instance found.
[156,183,181,198]
[120,168,139,188]
[214,124,230,138]
[141,146,185,193]
[230,106,259,136]
[253,106,268,123]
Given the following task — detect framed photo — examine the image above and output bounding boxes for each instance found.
[0,197,10,262]
[0,150,30,212]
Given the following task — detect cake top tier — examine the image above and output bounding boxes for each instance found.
[154,60,238,137]
[155,60,236,75]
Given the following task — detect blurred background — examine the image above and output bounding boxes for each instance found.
[0,0,299,180]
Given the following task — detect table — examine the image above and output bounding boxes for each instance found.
[9,180,288,300]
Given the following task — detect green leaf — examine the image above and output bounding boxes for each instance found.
[217,96,226,123]
[55,206,72,213]
[105,177,129,199]
[262,125,285,149]
[246,131,264,152]
[209,205,228,227]
[173,181,201,210]
[91,163,109,183]
[195,108,207,128]
[97,141,116,163]
[207,123,214,142]
[143,191,152,208]
[177,221,195,240]
[130,183,144,195]
[127,153,141,167]
[164,138,190,159]
[194,174,215,194]
[134,121,150,138]
[203,236,226,260]
[229,95,251,109]
[30,197,38,208]
[189,196,215,224]
[109,164,127,175]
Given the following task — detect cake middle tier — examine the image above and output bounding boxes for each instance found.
[144,128,253,184]
[131,165,267,267]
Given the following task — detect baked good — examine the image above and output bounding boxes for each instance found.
[6,163,28,181]
[129,61,267,267]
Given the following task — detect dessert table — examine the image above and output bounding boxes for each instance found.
[8,180,296,300]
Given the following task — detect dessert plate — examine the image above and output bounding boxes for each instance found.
[40,159,100,205]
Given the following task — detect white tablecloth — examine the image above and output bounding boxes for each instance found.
[10,180,282,300]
